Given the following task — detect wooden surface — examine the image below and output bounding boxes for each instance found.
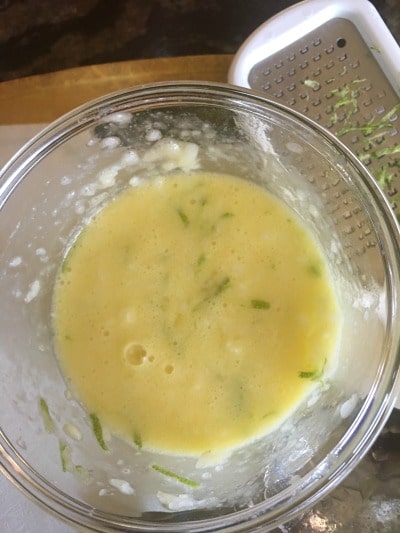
[0,55,233,125]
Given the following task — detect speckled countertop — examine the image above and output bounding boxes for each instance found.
[0,0,399,82]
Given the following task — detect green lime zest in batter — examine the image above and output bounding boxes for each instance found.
[299,358,327,381]
[151,464,200,488]
[89,413,108,451]
[307,262,322,277]
[133,430,142,449]
[299,370,319,379]
[177,208,189,227]
[194,276,230,310]
[220,211,234,219]
[196,252,206,267]
[251,299,271,310]
[213,276,230,297]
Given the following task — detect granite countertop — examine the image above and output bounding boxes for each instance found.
[0,0,399,82]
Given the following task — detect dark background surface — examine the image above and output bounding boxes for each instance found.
[0,0,399,82]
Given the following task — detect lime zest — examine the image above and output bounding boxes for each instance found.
[307,262,322,277]
[89,413,108,451]
[194,276,230,310]
[59,441,89,478]
[133,430,142,449]
[299,370,319,379]
[251,299,271,310]
[38,397,55,433]
[151,464,200,488]
[261,410,276,419]
[303,79,320,90]
[197,253,206,267]
[213,276,230,297]
[177,208,189,227]
[376,165,396,188]
[330,84,358,113]
[59,440,72,472]
[325,82,400,217]
[75,464,86,475]
[299,358,327,381]
[364,145,400,159]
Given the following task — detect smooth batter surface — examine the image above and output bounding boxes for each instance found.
[53,172,340,455]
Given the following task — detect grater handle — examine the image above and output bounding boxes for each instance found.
[228,0,400,96]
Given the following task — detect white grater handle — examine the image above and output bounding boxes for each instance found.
[228,0,400,96]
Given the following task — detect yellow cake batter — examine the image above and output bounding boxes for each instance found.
[53,171,340,456]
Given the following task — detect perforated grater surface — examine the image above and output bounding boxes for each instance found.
[229,0,400,217]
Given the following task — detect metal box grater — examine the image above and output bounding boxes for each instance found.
[229,0,400,217]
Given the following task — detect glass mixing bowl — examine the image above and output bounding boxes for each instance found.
[0,82,399,532]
